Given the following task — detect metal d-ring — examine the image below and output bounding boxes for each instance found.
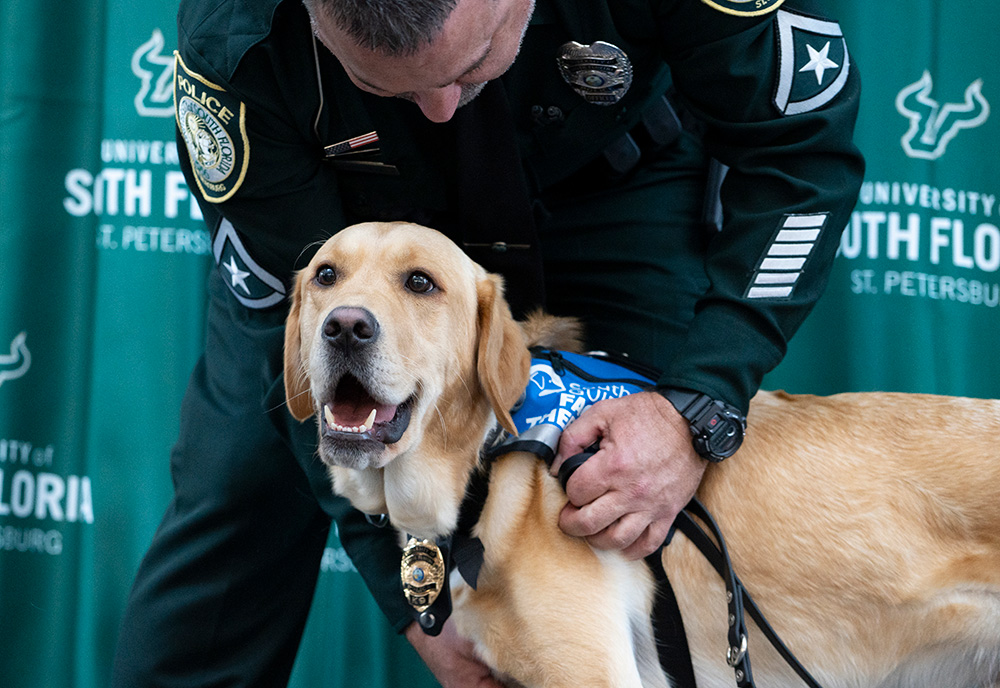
[727,633,748,667]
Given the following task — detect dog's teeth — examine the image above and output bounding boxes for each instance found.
[324,405,336,428]
[362,408,377,431]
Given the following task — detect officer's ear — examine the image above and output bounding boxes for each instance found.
[476,273,530,435]
[284,270,315,421]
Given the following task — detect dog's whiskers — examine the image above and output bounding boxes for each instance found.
[295,236,334,266]
[268,387,313,414]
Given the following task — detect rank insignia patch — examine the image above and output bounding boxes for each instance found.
[213,220,286,309]
[745,213,828,300]
[773,10,850,116]
[174,52,250,203]
[699,0,783,17]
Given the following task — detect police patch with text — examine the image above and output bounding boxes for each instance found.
[700,0,783,17]
[174,53,249,203]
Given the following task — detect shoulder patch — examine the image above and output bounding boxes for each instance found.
[213,219,286,309]
[174,52,250,203]
[698,0,783,17]
[773,10,850,116]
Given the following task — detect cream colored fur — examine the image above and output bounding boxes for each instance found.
[285,221,1000,688]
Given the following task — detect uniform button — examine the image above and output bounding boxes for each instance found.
[531,105,565,125]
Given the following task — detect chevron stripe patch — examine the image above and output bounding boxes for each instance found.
[745,213,829,299]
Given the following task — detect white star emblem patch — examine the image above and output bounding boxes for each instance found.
[223,255,252,295]
[212,219,287,309]
[773,10,850,116]
[799,41,839,85]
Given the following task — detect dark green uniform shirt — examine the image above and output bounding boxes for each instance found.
[173,0,863,631]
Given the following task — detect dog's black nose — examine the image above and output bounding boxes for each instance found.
[323,306,379,350]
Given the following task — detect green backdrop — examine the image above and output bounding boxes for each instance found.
[0,1,995,687]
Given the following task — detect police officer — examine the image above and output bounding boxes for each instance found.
[112,0,864,685]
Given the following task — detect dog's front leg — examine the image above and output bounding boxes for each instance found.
[456,454,669,688]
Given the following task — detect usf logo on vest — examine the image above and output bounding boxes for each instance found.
[0,332,30,388]
[896,71,990,160]
[132,29,175,118]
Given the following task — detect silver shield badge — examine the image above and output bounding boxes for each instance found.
[557,41,633,105]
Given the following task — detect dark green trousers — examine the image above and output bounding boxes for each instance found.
[112,131,709,688]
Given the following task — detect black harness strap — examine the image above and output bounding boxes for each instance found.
[674,499,826,688]
[409,460,493,636]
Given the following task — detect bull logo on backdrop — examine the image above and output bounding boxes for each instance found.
[132,28,175,117]
[0,332,31,388]
[896,71,990,160]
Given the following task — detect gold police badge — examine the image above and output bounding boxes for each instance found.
[401,538,446,612]
[173,52,249,203]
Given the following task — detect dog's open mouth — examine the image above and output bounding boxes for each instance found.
[320,373,414,447]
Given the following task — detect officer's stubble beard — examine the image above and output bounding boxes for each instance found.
[393,82,486,109]
[393,0,533,112]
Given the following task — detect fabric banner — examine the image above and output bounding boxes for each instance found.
[766,1,999,397]
[2,1,995,687]
[0,2,433,687]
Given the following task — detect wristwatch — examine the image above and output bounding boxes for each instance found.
[659,388,746,462]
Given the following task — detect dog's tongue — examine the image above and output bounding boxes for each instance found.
[326,401,397,430]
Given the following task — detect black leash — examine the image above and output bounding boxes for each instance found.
[672,498,826,688]
[561,448,825,688]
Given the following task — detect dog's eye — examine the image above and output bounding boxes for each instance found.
[315,266,337,287]
[405,271,435,294]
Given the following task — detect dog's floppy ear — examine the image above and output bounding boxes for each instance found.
[476,274,530,435]
[284,271,315,421]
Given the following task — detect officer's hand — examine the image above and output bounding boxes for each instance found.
[550,391,706,560]
[405,620,504,688]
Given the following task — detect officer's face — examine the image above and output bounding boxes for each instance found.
[312,0,535,123]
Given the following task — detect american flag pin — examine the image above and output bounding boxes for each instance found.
[324,131,379,158]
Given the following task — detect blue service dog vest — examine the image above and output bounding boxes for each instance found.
[495,349,658,463]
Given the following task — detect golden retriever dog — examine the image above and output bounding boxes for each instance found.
[284,221,1000,688]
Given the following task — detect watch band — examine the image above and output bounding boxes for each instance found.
[659,388,715,423]
[659,388,746,462]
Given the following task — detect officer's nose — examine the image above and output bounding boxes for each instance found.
[412,83,463,123]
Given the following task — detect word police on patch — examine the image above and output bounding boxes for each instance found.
[174,53,249,203]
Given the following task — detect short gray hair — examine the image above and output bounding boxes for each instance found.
[305,0,459,56]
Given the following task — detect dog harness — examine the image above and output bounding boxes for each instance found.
[400,349,657,636]
[397,349,826,688]
[498,348,658,464]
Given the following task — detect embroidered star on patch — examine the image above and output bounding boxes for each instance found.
[799,42,839,85]
[773,10,850,115]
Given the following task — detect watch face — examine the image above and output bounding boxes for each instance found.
[704,416,743,458]
[695,407,745,461]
